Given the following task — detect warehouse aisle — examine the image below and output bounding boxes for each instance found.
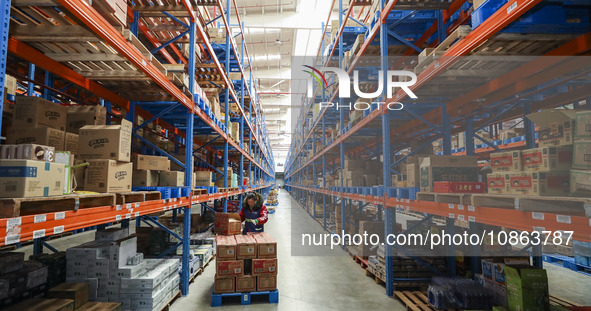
[171,189,406,310]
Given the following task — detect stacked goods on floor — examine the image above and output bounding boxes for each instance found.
[65,227,180,311]
[428,277,494,310]
[29,252,67,290]
[266,189,278,207]
[0,252,48,307]
[214,232,277,294]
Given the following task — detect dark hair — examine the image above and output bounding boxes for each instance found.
[245,193,257,201]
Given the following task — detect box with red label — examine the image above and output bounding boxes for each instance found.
[527,109,576,147]
[236,275,256,292]
[214,213,242,235]
[252,258,277,275]
[249,232,277,258]
[507,171,569,196]
[234,234,257,259]
[216,260,243,277]
[257,275,277,291]
[522,146,572,172]
[490,150,522,172]
[216,235,236,260]
[214,275,235,294]
[433,181,486,193]
[487,173,509,194]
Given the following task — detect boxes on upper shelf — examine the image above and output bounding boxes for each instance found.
[506,171,569,196]
[490,150,522,172]
[132,154,170,171]
[526,109,576,147]
[0,159,65,198]
[65,132,79,154]
[84,160,132,193]
[132,170,159,187]
[419,156,478,192]
[78,119,132,162]
[574,110,591,140]
[13,96,68,131]
[194,171,212,187]
[6,127,65,150]
[572,140,591,170]
[158,171,184,187]
[522,145,572,172]
[66,105,107,134]
[569,169,591,196]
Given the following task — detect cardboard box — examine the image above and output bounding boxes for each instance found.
[252,258,277,275]
[250,232,277,258]
[194,171,212,187]
[256,275,277,291]
[0,144,55,162]
[572,140,591,170]
[574,110,591,140]
[72,157,86,190]
[216,260,243,277]
[522,146,572,172]
[527,109,576,147]
[236,275,256,293]
[64,132,79,154]
[214,213,242,235]
[507,171,569,196]
[48,283,89,309]
[490,150,522,172]
[132,170,159,187]
[406,163,420,187]
[356,221,384,257]
[505,265,549,311]
[0,160,65,198]
[487,173,508,194]
[84,160,132,193]
[0,145,18,160]
[78,119,132,162]
[55,151,74,194]
[158,171,184,187]
[213,276,235,294]
[216,235,237,260]
[569,169,591,196]
[235,234,257,259]
[132,154,170,171]
[419,156,478,192]
[7,127,65,150]
[13,96,68,131]
[66,105,107,134]
[433,181,486,193]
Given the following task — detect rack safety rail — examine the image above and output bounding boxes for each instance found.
[0,0,276,297]
[284,0,591,297]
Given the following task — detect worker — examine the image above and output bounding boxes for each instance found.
[240,192,268,234]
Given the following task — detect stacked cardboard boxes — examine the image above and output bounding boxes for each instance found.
[419,156,479,192]
[214,233,277,294]
[569,111,591,196]
[131,154,186,187]
[0,252,49,307]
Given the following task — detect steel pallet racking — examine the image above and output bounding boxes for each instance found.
[0,0,275,295]
[284,0,591,297]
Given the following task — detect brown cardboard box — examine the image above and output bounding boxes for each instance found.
[507,171,570,196]
[252,258,277,275]
[215,213,242,235]
[236,275,256,293]
[132,154,170,171]
[194,171,212,187]
[13,96,68,131]
[487,173,509,194]
[7,127,65,150]
[159,171,184,186]
[48,283,89,309]
[66,105,107,134]
[214,275,235,294]
[250,232,277,258]
[419,156,478,192]
[356,221,385,256]
[0,144,55,162]
[132,170,159,187]
[572,140,591,170]
[216,235,237,260]
[216,260,243,277]
[64,133,79,154]
[490,150,522,172]
[406,163,420,187]
[574,110,591,140]
[257,275,277,291]
[235,234,257,259]
[78,119,132,162]
[527,109,576,146]
[522,146,572,172]
[84,160,132,193]
[0,145,18,159]
[570,169,591,196]
[0,160,65,198]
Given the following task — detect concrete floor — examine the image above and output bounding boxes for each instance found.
[17,189,591,309]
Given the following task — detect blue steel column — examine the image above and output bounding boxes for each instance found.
[223,0,231,213]
[320,24,327,230]
[239,22,245,209]
[43,72,54,100]
[27,63,35,96]
[523,102,536,149]
[0,0,10,132]
[381,0,394,297]
[338,0,346,243]
[312,133,316,218]
[465,118,475,156]
[441,104,451,155]
[248,80,253,188]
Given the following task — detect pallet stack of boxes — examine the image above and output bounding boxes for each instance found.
[131,154,187,188]
[266,189,278,206]
[65,227,180,311]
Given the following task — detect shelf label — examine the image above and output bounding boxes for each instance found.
[468,216,476,222]
[53,226,64,234]
[116,205,123,211]
[5,234,20,245]
[457,205,464,210]
[556,215,571,224]
[55,212,65,220]
[458,215,465,221]
[174,205,177,209]
[116,215,122,221]
[135,203,140,208]
[468,205,475,212]
[163,206,167,211]
[125,204,132,209]
[34,215,46,223]
[126,214,131,219]
[135,212,139,217]
[448,213,455,219]
[532,212,544,220]
[507,1,517,14]
[6,218,21,232]
[448,204,454,209]
[33,229,46,239]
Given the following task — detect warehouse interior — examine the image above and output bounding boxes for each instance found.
[1,0,591,310]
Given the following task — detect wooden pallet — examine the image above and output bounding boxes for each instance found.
[159,290,181,311]
[416,192,472,206]
[192,189,208,196]
[471,194,591,216]
[394,291,438,311]
[0,193,116,218]
[472,33,578,56]
[354,255,369,269]
[550,295,581,307]
[416,25,472,72]
[365,265,386,285]
[116,191,161,205]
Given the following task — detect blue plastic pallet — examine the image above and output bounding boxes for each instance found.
[211,290,279,307]
[268,209,276,214]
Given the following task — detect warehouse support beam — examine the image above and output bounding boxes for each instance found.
[0,0,9,132]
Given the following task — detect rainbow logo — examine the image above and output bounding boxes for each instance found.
[303,65,328,88]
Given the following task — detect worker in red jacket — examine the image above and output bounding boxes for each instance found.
[239,192,268,234]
